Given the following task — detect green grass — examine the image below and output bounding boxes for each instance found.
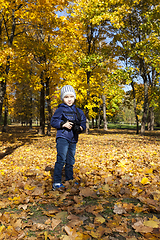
[91,123,160,130]
[108,123,138,129]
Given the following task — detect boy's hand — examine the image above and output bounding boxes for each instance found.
[80,126,83,131]
[62,121,73,130]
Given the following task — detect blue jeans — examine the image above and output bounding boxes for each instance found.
[53,138,76,183]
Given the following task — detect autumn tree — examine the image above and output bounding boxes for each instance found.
[124,82,144,133]
[85,0,160,134]
[9,59,40,127]
[154,86,160,127]
[54,0,123,133]
[16,1,59,134]
[1,0,67,134]
[0,0,27,126]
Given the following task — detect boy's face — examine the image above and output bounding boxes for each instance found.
[63,94,75,106]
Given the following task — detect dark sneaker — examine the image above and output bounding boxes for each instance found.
[52,183,64,190]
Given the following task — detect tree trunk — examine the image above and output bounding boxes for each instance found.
[0,6,17,127]
[2,105,8,132]
[91,118,94,129]
[98,105,101,130]
[29,95,33,130]
[148,107,154,131]
[141,74,148,135]
[102,94,108,131]
[150,107,154,131]
[131,81,139,134]
[85,71,90,134]
[39,76,45,135]
[85,108,90,134]
[46,77,52,136]
[95,117,98,128]
[36,117,39,126]
[147,68,155,131]
[0,79,6,124]
[0,60,8,124]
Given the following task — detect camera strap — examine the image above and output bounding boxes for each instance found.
[75,107,81,122]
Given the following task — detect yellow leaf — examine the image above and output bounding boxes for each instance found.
[24,184,36,191]
[141,177,150,185]
[94,214,105,224]
[143,220,159,228]
[6,225,18,236]
[90,226,105,239]
[84,223,95,230]
[144,168,153,174]
[0,225,5,233]
[8,196,21,204]
[102,184,109,191]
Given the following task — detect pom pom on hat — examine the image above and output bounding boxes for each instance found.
[60,85,76,100]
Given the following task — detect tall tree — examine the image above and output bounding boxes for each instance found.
[55,0,121,133]
[4,0,66,133]
[0,0,28,125]
[85,0,160,134]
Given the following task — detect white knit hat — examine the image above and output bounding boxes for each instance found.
[60,85,76,100]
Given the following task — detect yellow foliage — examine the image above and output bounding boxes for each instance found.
[141,177,150,185]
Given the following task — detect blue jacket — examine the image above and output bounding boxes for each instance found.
[51,103,86,143]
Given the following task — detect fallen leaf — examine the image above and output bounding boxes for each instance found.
[73,195,83,204]
[0,201,8,209]
[34,223,47,230]
[5,225,18,237]
[90,226,105,239]
[51,218,61,230]
[43,209,59,217]
[55,211,68,220]
[143,220,159,228]
[79,187,97,198]
[17,231,26,240]
[132,220,153,233]
[24,184,36,191]
[102,184,110,191]
[114,225,130,233]
[84,223,95,230]
[141,177,150,185]
[32,187,44,195]
[152,228,160,235]
[18,204,28,210]
[94,214,106,225]
[64,225,78,237]
[59,192,69,202]
[126,237,137,240]
[0,225,5,233]
[113,203,127,215]
[45,218,51,225]
[13,219,22,230]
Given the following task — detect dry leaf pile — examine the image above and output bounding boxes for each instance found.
[0,126,160,240]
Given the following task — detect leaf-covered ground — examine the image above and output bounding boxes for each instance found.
[0,126,160,240]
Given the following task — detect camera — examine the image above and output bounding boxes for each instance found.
[61,113,82,134]
[72,121,82,133]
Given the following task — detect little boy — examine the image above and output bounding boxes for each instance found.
[50,85,86,190]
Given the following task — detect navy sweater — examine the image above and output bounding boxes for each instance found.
[51,103,86,143]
